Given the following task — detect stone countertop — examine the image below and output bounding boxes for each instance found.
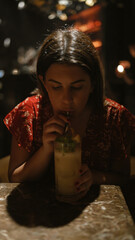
[0,183,135,240]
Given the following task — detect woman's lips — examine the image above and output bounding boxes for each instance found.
[61,111,74,116]
[58,111,74,119]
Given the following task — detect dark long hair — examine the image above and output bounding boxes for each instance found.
[36,28,105,113]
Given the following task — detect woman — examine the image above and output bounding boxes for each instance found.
[4,28,135,199]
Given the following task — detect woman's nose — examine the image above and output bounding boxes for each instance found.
[62,89,73,105]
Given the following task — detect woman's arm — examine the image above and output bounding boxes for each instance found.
[9,136,53,182]
[9,115,67,182]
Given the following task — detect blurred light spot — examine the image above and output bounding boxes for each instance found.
[58,0,68,5]
[93,40,102,48]
[48,12,57,20]
[0,18,2,24]
[4,38,11,47]
[117,65,124,73]
[78,0,85,2]
[17,47,36,64]
[12,69,19,75]
[85,0,96,7]
[56,4,66,11]
[59,13,68,21]
[0,70,5,78]
[18,1,25,10]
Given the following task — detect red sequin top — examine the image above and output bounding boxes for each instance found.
[4,95,135,175]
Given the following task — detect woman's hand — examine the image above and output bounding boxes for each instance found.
[42,115,67,153]
[75,164,93,198]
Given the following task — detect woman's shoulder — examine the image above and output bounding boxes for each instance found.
[104,98,125,111]
[16,94,43,108]
[104,98,135,129]
[4,94,52,126]
[104,98,129,118]
[13,94,51,113]
[3,94,52,152]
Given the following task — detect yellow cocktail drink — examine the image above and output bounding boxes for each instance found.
[54,136,81,203]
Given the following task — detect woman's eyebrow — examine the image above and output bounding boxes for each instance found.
[48,79,85,84]
[48,79,62,84]
[71,79,85,85]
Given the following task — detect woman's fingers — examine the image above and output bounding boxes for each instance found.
[43,116,66,135]
[44,116,66,128]
[75,164,93,193]
[42,115,68,149]
[43,133,60,142]
[79,164,89,175]
[76,179,92,193]
[43,122,65,135]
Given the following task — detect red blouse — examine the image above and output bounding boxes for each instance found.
[4,94,135,175]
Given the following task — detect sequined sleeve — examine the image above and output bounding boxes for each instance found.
[3,97,35,152]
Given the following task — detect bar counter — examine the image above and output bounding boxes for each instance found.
[0,183,135,240]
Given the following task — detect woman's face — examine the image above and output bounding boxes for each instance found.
[44,63,93,119]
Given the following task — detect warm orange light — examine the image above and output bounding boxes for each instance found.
[29,0,45,7]
[75,24,88,32]
[92,40,102,48]
[73,20,101,33]
[56,4,66,11]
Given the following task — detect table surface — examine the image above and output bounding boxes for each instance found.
[0,183,135,240]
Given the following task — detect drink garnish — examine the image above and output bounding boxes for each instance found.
[64,111,70,134]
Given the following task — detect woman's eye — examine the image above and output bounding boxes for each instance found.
[52,86,61,90]
[52,85,83,90]
[71,86,83,90]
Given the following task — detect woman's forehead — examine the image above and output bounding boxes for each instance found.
[45,63,91,79]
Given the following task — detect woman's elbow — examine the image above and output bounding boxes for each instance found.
[8,170,22,183]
